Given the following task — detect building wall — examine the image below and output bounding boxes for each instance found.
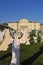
[34,23,40,30]
[30,23,34,31]
[18,19,29,31]
[8,19,40,31]
[40,24,43,30]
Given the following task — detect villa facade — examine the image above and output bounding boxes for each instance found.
[8,19,40,32]
[40,24,43,31]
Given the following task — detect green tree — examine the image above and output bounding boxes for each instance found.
[37,31,41,43]
[32,30,35,36]
[29,33,34,44]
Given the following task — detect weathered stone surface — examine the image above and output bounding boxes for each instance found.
[11,33,20,65]
[33,36,37,43]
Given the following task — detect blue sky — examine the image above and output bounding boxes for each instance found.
[0,0,43,23]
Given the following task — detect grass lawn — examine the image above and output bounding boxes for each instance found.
[0,42,43,65]
[0,44,12,65]
[20,43,43,65]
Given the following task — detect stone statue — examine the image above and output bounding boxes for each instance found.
[10,31,20,65]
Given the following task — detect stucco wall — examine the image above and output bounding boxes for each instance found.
[8,19,40,31]
[40,24,43,30]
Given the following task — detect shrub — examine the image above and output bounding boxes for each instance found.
[37,31,41,43]
[29,33,34,44]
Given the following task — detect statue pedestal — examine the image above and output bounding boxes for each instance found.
[33,36,37,43]
[25,41,30,45]
[25,38,30,45]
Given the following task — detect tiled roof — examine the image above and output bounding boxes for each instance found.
[8,21,19,23]
[8,18,40,23]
